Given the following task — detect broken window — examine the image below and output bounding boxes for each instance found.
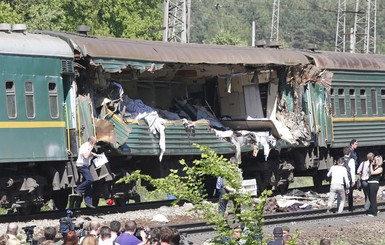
[371,89,377,115]
[360,89,367,115]
[338,88,345,115]
[25,81,35,119]
[48,82,59,118]
[349,89,356,116]
[5,81,17,119]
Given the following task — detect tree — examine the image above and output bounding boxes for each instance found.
[117,145,273,244]
[0,0,163,40]
[0,2,23,24]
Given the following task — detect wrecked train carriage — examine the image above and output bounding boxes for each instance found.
[43,31,332,192]
[303,51,385,186]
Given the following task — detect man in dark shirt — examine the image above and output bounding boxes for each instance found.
[267,227,284,245]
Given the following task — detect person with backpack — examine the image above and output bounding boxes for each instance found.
[357,152,374,211]
[343,147,356,212]
[326,157,350,213]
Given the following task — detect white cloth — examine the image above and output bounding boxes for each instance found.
[357,160,370,180]
[76,141,93,167]
[327,165,350,188]
[99,237,120,245]
[137,111,166,162]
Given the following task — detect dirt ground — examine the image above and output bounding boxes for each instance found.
[281,213,385,245]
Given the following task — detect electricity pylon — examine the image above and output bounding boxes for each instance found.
[163,0,191,43]
[270,0,280,42]
[335,0,377,53]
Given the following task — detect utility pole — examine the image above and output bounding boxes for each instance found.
[163,0,191,43]
[335,0,377,53]
[270,0,280,42]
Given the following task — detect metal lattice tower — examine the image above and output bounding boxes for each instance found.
[335,0,347,52]
[335,0,377,53]
[352,0,376,53]
[270,0,280,42]
[163,0,191,43]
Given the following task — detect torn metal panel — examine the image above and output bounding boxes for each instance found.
[38,31,309,70]
[91,58,164,73]
[277,64,333,146]
[99,105,131,148]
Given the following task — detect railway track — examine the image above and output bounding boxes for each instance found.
[0,185,331,224]
[169,202,385,244]
[0,200,177,224]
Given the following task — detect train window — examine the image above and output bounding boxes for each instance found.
[24,81,35,118]
[48,82,59,118]
[372,89,377,115]
[349,89,356,116]
[360,89,367,115]
[5,81,17,119]
[338,88,345,115]
[382,90,385,114]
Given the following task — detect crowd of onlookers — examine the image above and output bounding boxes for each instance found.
[0,220,182,245]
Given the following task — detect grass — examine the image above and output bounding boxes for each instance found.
[288,177,314,188]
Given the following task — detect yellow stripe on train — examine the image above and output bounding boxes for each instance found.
[332,117,385,122]
[0,121,66,128]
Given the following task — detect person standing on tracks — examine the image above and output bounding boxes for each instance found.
[75,136,98,209]
[357,152,374,211]
[216,157,242,216]
[366,155,383,217]
[343,147,356,212]
[326,157,350,213]
[349,139,358,165]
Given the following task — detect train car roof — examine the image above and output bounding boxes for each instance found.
[0,31,73,58]
[38,31,309,72]
[304,51,385,71]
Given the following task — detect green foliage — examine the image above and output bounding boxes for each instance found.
[117,144,272,244]
[0,0,163,40]
[0,2,23,23]
[212,30,244,45]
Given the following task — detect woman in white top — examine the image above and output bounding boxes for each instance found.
[326,157,350,213]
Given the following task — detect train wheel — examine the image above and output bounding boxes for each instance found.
[312,170,327,189]
[114,197,127,207]
[52,189,69,211]
[92,197,99,208]
[276,181,289,194]
[16,204,39,215]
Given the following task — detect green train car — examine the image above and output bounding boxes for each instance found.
[1,24,384,213]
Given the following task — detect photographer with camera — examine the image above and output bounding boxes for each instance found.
[115,220,148,245]
[7,223,21,245]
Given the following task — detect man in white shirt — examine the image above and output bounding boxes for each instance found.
[327,157,350,213]
[99,226,120,245]
[357,152,374,210]
[76,136,98,209]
